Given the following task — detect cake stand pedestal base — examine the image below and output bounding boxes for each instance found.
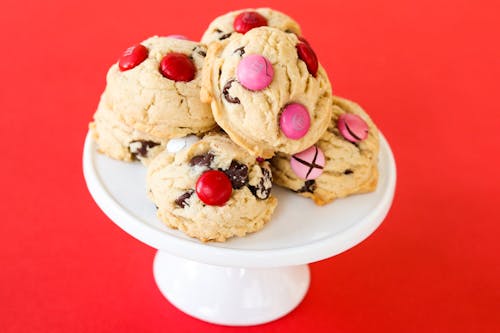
[153,251,310,326]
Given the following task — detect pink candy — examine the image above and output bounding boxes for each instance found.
[290,146,325,180]
[237,54,274,91]
[280,103,311,139]
[167,34,188,40]
[337,114,369,143]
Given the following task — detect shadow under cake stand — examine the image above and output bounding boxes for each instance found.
[83,132,396,326]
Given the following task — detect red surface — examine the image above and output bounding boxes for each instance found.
[1,0,499,332]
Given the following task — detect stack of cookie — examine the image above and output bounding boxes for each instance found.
[90,8,380,242]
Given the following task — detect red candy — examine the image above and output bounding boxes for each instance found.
[233,11,268,34]
[195,170,233,206]
[160,53,196,82]
[298,36,310,45]
[296,42,318,77]
[119,44,148,71]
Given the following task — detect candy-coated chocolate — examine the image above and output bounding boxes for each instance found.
[296,42,318,77]
[195,170,233,206]
[233,11,268,34]
[167,34,188,40]
[298,36,310,45]
[118,44,148,71]
[166,135,200,153]
[160,52,196,82]
[236,54,274,91]
[337,114,369,143]
[290,146,325,180]
[280,103,311,139]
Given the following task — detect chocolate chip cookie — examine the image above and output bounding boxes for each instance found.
[270,96,380,205]
[147,133,277,242]
[201,27,333,158]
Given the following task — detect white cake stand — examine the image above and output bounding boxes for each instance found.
[83,132,396,326]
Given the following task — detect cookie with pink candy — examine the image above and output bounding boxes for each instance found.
[270,96,380,205]
[201,26,333,158]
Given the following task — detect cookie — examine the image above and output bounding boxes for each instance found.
[270,96,380,205]
[201,8,301,45]
[147,133,278,242]
[90,92,167,164]
[101,36,216,141]
[201,27,333,158]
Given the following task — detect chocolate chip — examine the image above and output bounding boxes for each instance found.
[223,160,248,189]
[296,180,316,193]
[219,32,232,40]
[233,46,245,56]
[222,79,240,104]
[175,190,194,208]
[248,168,272,200]
[344,169,353,175]
[129,140,160,159]
[189,153,214,168]
[192,46,206,57]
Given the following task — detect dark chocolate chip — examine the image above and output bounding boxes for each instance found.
[233,46,245,56]
[223,160,248,189]
[222,79,240,104]
[296,180,316,193]
[189,153,214,168]
[175,190,194,208]
[219,32,232,40]
[129,140,160,159]
[192,46,206,57]
[344,169,354,175]
[248,168,272,200]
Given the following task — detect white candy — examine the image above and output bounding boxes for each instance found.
[166,135,200,153]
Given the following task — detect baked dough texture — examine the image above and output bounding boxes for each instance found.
[201,27,333,158]
[90,92,167,164]
[201,7,301,45]
[90,36,216,164]
[147,133,278,242]
[271,96,380,205]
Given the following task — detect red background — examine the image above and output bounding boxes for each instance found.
[1,0,499,332]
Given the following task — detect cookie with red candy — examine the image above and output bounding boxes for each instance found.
[90,36,216,164]
[271,96,380,205]
[147,133,277,242]
[201,8,302,44]
[201,27,333,159]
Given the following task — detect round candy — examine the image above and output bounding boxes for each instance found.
[195,170,233,206]
[296,42,318,77]
[166,135,200,153]
[233,11,268,34]
[337,114,369,143]
[119,44,148,71]
[298,36,311,45]
[280,103,311,139]
[167,34,188,40]
[160,52,196,82]
[237,55,274,91]
[290,146,325,180]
